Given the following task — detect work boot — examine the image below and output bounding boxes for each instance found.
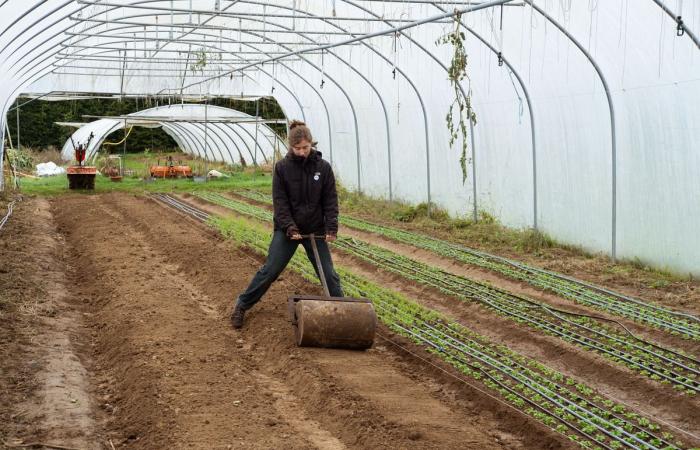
[231,304,246,329]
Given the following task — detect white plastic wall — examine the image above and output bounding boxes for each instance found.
[1,1,698,275]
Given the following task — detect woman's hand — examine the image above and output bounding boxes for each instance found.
[325,233,336,243]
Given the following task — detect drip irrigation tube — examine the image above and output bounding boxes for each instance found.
[152,191,688,450]
[196,191,700,394]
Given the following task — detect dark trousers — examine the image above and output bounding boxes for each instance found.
[236,230,343,310]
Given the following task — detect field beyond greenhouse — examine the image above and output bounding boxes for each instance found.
[1,166,699,450]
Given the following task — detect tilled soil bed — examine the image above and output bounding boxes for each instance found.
[1,193,574,449]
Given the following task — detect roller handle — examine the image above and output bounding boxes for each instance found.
[301,233,331,297]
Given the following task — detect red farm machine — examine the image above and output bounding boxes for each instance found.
[66,132,96,189]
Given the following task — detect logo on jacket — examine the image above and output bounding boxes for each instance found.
[313,172,320,181]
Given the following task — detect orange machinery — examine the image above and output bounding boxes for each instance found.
[67,132,97,189]
[149,156,192,178]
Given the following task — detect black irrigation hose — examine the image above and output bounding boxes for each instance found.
[376,302,673,450]
[196,191,700,392]
[155,193,682,450]
[234,188,698,335]
[343,238,700,368]
[340,238,700,392]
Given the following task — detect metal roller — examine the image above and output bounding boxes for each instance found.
[288,234,377,350]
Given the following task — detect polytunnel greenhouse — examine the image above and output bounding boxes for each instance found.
[1,2,699,449]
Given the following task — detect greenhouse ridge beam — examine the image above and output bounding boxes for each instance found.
[71,9,453,24]
[172,0,516,92]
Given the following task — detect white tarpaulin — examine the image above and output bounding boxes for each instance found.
[35,161,66,177]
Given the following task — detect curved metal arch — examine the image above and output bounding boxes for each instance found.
[166,122,205,159]
[61,4,420,194]
[228,122,270,164]
[0,0,56,42]
[230,0,426,197]
[50,7,380,169]
[2,1,470,195]
[192,119,233,162]
[2,10,309,128]
[0,50,308,171]
[522,0,618,260]
[85,22,359,186]
[210,122,248,164]
[2,4,315,149]
[3,25,309,130]
[208,122,250,165]
[197,105,273,165]
[430,2,538,228]
[164,1,512,201]
[341,0,478,209]
[213,122,257,163]
[208,122,247,164]
[46,23,332,158]
[163,127,190,157]
[188,121,229,163]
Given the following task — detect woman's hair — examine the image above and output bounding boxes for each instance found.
[288,120,314,148]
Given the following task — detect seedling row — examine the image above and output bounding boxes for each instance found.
[233,189,700,340]
[195,192,699,395]
[156,194,686,450]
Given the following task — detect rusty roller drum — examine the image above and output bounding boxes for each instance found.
[289,295,377,349]
[288,234,378,350]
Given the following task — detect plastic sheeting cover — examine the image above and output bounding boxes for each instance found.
[0,1,698,275]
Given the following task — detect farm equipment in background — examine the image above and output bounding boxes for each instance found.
[66,132,96,189]
[149,155,192,178]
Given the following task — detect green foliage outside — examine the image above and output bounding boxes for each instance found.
[5,95,286,152]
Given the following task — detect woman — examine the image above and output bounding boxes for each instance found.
[231,120,343,329]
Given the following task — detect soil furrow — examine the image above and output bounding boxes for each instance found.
[44,193,569,449]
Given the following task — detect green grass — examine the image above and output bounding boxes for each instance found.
[19,169,273,196]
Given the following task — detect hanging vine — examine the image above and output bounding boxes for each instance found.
[436,12,477,183]
[190,47,208,74]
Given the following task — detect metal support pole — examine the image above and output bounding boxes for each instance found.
[204,98,209,178]
[16,99,20,150]
[123,118,127,158]
[431,3,537,227]
[5,120,14,149]
[468,104,477,222]
[254,98,259,166]
[524,1,618,260]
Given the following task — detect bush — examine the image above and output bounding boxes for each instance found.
[391,202,450,223]
[6,147,34,170]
